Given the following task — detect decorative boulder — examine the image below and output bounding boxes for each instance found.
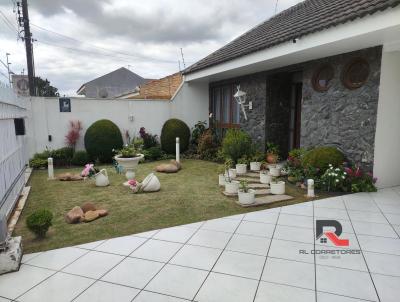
[155,160,181,173]
[96,209,108,217]
[57,173,83,181]
[83,210,100,222]
[81,202,96,213]
[65,206,84,224]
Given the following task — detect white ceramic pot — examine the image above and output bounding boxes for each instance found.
[260,172,272,184]
[236,164,247,174]
[141,173,161,192]
[250,162,261,171]
[270,181,285,195]
[225,168,237,179]
[94,169,109,187]
[225,181,239,194]
[269,167,281,177]
[238,189,255,205]
[115,154,144,170]
[218,174,225,186]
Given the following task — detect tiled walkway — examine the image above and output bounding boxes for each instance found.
[1,187,400,302]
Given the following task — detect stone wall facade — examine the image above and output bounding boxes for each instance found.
[209,46,382,169]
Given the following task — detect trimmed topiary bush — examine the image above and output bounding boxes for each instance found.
[143,146,162,161]
[71,150,89,166]
[161,119,190,154]
[221,129,253,163]
[84,119,123,162]
[302,146,345,172]
[26,209,53,238]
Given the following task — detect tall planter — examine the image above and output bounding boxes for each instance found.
[115,154,144,180]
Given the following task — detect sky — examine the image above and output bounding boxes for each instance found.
[0,0,303,96]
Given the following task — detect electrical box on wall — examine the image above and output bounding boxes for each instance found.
[14,118,25,136]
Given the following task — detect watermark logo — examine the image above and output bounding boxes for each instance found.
[316,220,349,247]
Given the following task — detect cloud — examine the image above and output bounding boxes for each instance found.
[0,0,303,95]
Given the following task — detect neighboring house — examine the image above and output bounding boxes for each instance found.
[183,0,400,188]
[117,72,183,100]
[76,67,152,98]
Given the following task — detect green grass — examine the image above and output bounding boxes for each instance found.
[14,159,333,253]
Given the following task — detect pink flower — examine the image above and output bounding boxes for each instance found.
[128,179,137,187]
[81,164,93,177]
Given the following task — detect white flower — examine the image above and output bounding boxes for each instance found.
[335,179,339,182]
[329,164,333,167]
[342,176,345,179]
[335,168,340,171]
[343,172,347,175]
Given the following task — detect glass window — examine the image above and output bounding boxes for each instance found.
[342,58,369,89]
[312,64,334,92]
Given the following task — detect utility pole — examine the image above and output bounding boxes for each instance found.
[6,53,11,85]
[20,0,35,95]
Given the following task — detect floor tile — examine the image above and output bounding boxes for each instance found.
[278,213,314,229]
[317,291,367,301]
[357,235,400,255]
[262,257,315,289]
[314,196,346,209]
[268,239,314,263]
[313,217,355,234]
[181,221,204,229]
[280,203,313,217]
[130,239,182,262]
[75,240,106,250]
[352,221,398,238]
[169,244,222,270]
[188,229,231,249]
[343,199,380,213]
[314,207,349,220]
[347,210,388,224]
[243,211,279,224]
[371,273,400,302]
[101,257,163,289]
[21,252,42,264]
[226,234,270,256]
[315,246,367,271]
[62,250,124,279]
[195,272,258,302]
[384,213,400,225]
[213,250,265,279]
[201,218,240,233]
[254,281,315,302]
[315,232,360,250]
[378,204,400,215]
[74,281,139,302]
[273,224,314,244]
[94,235,147,256]
[0,265,54,300]
[18,272,94,302]
[0,298,10,302]
[134,229,159,238]
[364,251,400,276]
[222,213,245,221]
[153,226,197,243]
[134,291,187,301]
[145,264,208,300]
[235,221,275,238]
[25,247,87,270]
[316,265,378,301]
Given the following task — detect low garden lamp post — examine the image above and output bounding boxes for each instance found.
[48,157,54,180]
[176,137,180,163]
[233,85,252,121]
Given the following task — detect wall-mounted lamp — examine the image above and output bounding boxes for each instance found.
[233,85,252,121]
[128,114,134,122]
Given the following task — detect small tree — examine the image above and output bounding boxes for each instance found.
[35,77,59,97]
[65,120,82,150]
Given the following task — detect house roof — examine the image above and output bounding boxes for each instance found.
[183,0,400,74]
[121,72,183,100]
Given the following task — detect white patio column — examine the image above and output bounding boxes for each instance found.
[48,157,54,180]
[176,137,180,163]
[307,179,315,197]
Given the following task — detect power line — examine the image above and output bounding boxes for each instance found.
[0,9,18,32]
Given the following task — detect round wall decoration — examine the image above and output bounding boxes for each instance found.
[342,58,370,89]
[311,64,334,92]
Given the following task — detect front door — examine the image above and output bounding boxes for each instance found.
[293,82,302,149]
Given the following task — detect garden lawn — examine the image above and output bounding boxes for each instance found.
[14,159,333,253]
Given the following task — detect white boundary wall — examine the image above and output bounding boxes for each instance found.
[0,84,28,219]
[26,82,209,157]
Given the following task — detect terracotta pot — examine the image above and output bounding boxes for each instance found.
[266,153,278,164]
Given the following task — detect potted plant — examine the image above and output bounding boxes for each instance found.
[81,164,109,187]
[266,142,280,164]
[218,166,226,186]
[238,180,255,205]
[236,156,248,174]
[250,152,264,171]
[114,144,144,180]
[269,165,281,177]
[270,177,285,195]
[260,169,272,184]
[224,159,236,179]
[224,162,239,194]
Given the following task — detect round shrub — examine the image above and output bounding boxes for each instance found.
[302,146,345,172]
[71,150,89,166]
[222,129,253,163]
[160,119,190,154]
[143,146,162,161]
[26,209,53,238]
[29,158,48,169]
[84,119,123,162]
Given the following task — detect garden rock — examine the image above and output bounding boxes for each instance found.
[81,202,96,213]
[155,160,181,173]
[96,209,108,217]
[83,210,100,222]
[57,173,83,181]
[65,206,84,224]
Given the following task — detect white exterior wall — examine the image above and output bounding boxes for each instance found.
[373,49,400,188]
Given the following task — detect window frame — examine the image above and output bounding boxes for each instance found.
[210,83,240,130]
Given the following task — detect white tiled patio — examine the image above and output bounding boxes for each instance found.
[1,187,400,302]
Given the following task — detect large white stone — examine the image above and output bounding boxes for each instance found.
[0,236,22,275]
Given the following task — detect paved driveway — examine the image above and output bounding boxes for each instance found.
[1,187,400,302]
